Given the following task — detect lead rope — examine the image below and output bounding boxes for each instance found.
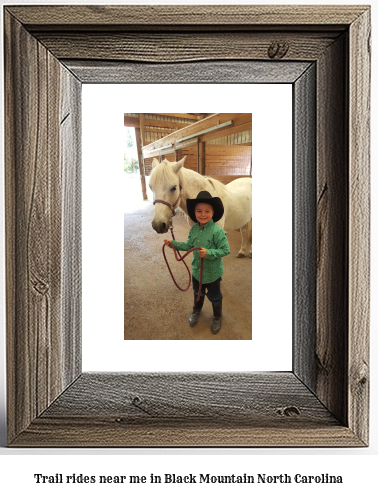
[162,220,204,302]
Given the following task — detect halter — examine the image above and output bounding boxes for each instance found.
[154,184,203,302]
[153,184,183,215]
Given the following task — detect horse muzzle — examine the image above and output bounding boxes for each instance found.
[151,220,169,234]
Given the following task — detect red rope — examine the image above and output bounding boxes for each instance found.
[162,226,204,302]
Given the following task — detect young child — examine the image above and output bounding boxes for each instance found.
[164,190,230,333]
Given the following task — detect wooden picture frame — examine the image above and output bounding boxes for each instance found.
[4,5,370,447]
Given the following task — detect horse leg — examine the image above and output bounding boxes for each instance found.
[237,222,248,258]
[236,220,252,259]
[247,219,252,258]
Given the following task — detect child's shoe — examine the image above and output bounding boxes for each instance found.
[189,296,205,326]
[211,300,222,333]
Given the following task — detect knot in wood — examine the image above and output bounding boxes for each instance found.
[33,280,49,295]
[268,41,289,59]
[130,395,153,416]
[353,361,368,390]
[276,406,300,417]
[132,396,142,406]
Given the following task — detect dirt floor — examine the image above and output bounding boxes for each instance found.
[124,200,252,340]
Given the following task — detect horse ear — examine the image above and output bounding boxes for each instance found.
[173,156,186,173]
[152,158,160,169]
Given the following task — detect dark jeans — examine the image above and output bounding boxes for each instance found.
[192,276,222,306]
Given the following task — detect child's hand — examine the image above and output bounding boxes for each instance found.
[199,248,207,258]
[164,239,173,248]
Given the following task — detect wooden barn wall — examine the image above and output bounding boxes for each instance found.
[207,129,252,145]
[205,129,252,177]
[176,146,197,171]
[143,157,154,175]
[125,114,252,180]
[124,113,197,145]
[205,144,251,176]
[144,114,196,144]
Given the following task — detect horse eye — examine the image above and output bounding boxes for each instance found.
[170,186,177,192]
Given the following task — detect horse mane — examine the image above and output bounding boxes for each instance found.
[150,159,228,197]
[150,159,177,188]
[203,175,228,196]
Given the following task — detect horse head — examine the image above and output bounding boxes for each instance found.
[149,156,186,234]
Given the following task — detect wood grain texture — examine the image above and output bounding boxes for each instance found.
[36,32,340,63]
[4,5,370,447]
[7,5,367,29]
[316,33,349,426]
[5,12,61,442]
[4,11,81,444]
[135,128,148,200]
[67,60,315,84]
[11,421,363,448]
[293,64,317,391]
[348,8,371,445]
[60,67,82,388]
[11,373,363,447]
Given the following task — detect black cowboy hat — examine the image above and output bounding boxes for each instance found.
[186,191,224,223]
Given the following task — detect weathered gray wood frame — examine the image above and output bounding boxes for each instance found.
[4,5,370,447]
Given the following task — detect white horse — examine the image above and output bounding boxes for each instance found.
[149,156,252,258]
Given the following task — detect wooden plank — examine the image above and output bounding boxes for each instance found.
[348,8,371,445]
[143,138,198,160]
[161,153,175,163]
[144,118,192,129]
[207,170,251,177]
[206,159,250,165]
[196,139,200,173]
[124,115,139,127]
[154,113,202,120]
[35,373,347,422]
[206,144,252,152]
[60,64,82,390]
[4,11,81,443]
[8,5,367,29]
[9,372,364,447]
[65,60,313,84]
[206,156,251,163]
[199,141,205,175]
[25,32,341,63]
[200,121,252,143]
[175,138,198,151]
[145,127,175,133]
[135,128,147,200]
[137,114,150,198]
[143,113,249,154]
[11,420,364,448]
[292,65,317,395]
[138,113,146,146]
[316,34,348,425]
[143,147,174,159]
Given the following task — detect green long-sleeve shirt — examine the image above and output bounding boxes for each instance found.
[171,219,230,283]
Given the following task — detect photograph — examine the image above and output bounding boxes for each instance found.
[123,113,252,340]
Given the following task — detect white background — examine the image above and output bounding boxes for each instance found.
[0,0,377,498]
[82,83,292,371]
